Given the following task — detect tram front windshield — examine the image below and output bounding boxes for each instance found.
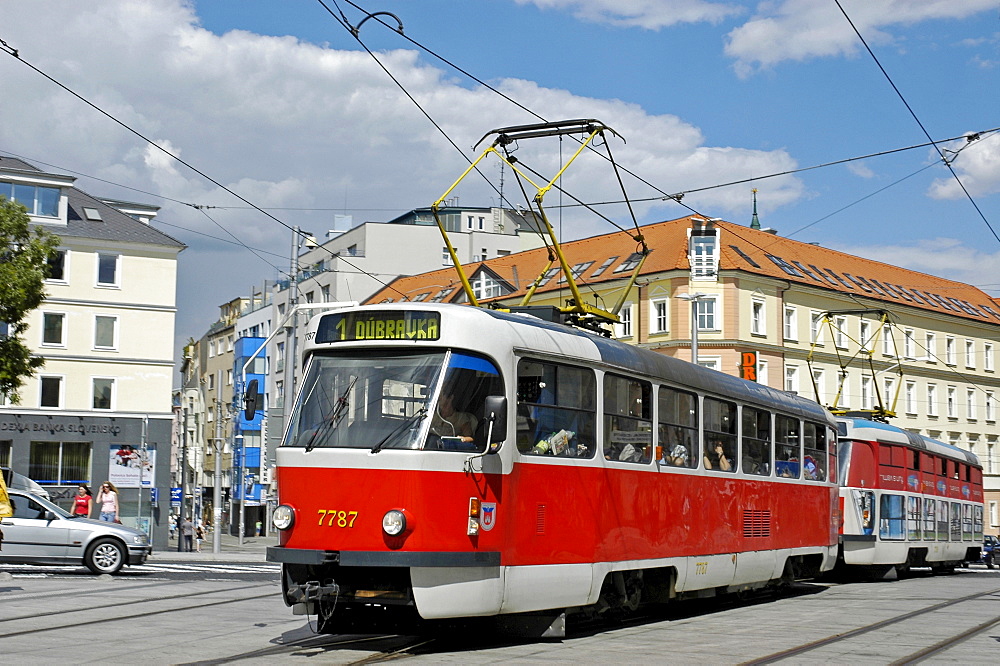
[283,349,504,453]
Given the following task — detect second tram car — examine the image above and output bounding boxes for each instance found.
[266,303,842,635]
[836,418,984,576]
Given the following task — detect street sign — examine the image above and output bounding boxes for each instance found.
[170,487,182,506]
[150,487,159,506]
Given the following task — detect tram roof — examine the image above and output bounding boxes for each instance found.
[365,216,1000,326]
[836,417,980,467]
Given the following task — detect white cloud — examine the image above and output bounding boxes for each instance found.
[515,0,744,28]
[847,162,876,179]
[833,237,1000,295]
[724,0,998,76]
[927,133,1000,199]
[0,0,809,346]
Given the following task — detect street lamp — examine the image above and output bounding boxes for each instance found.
[676,293,708,365]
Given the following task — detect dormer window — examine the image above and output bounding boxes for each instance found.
[83,207,103,221]
[0,181,60,217]
[689,236,717,279]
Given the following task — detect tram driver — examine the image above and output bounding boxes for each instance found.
[430,391,478,444]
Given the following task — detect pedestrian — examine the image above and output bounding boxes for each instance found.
[181,515,194,552]
[95,482,119,522]
[72,484,93,518]
[256,520,263,537]
[195,524,205,552]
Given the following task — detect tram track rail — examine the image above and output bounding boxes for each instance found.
[741,585,1000,665]
[0,582,280,640]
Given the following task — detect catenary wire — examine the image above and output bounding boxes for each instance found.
[834,0,1000,245]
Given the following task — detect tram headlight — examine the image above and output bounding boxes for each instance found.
[382,509,407,536]
[273,504,295,531]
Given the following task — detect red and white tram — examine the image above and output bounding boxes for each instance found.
[266,303,841,635]
[836,417,984,576]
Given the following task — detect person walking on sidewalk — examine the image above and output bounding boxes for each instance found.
[95,482,119,522]
[181,516,194,552]
[195,524,205,552]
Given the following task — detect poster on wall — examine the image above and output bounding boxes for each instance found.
[107,445,156,487]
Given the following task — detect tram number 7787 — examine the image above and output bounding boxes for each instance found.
[317,510,359,528]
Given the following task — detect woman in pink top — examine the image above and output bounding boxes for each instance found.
[95,481,119,522]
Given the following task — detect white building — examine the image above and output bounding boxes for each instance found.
[0,156,184,549]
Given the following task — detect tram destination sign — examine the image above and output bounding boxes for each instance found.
[316,310,441,343]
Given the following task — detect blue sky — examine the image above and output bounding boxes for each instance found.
[1,1,998,349]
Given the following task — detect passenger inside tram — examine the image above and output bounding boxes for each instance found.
[704,440,733,471]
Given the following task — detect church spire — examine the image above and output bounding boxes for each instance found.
[750,188,761,230]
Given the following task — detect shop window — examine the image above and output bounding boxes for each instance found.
[28,441,91,485]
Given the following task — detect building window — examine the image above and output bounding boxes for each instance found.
[41,312,65,346]
[965,340,975,368]
[650,299,668,334]
[305,291,314,304]
[0,182,60,217]
[696,297,716,330]
[227,369,233,386]
[925,333,936,363]
[927,384,938,416]
[945,336,956,365]
[812,368,825,404]
[207,406,214,422]
[97,253,119,287]
[810,311,824,345]
[208,374,215,390]
[986,392,995,422]
[883,325,894,356]
[861,376,874,410]
[904,329,915,358]
[616,304,633,338]
[986,343,994,372]
[884,378,896,411]
[227,335,233,352]
[92,377,114,410]
[835,315,848,349]
[47,250,67,281]
[785,365,799,394]
[472,272,503,300]
[94,315,118,350]
[321,285,331,302]
[783,306,797,341]
[947,386,957,418]
[757,359,768,386]
[28,441,91,485]
[208,340,215,358]
[967,389,977,420]
[690,236,717,278]
[905,381,916,414]
[614,252,644,274]
[40,376,63,408]
[751,299,765,335]
[860,320,872,352]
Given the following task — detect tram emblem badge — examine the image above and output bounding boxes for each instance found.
[481,503,497,531]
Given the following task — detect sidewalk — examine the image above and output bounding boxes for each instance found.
[152,531,279,563]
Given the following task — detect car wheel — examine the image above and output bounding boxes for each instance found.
[85,538,126,574]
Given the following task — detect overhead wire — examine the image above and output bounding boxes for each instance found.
[834,0,1000,245]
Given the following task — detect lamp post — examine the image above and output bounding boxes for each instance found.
[676,293,708,365]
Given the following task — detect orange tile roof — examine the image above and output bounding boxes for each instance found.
[364,216,1000,324]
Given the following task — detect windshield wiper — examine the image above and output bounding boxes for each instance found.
[305,376,357,453]
[371,408,427,454]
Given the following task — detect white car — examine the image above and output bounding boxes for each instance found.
[0,488,152,574]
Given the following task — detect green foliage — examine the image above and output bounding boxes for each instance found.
[0,196,60,403]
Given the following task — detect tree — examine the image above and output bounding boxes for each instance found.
[0,196,60,403]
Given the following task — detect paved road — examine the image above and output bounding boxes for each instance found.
[1,564,997,664]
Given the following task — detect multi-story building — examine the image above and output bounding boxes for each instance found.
[365,215,1000,534]
[240,206,546,469]
[0,156,184,549]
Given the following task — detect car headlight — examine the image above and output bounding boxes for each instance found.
[273,504,295,530]
[382,510,406,536]
[132,535,148,545]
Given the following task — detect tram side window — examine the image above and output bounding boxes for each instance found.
[962,504,973,540]
[516,359,596,458]
[658,386,698,468]
[879,494,905,540]
[937,500,949,541]
[703,397,736,472]
[907,496,921,540]
[827,426,838,484]
[923,499,936,541]
[950,502,962,541]
[974,504,984,540]
[775,415,800,478]
[741,407,771,475]
[603,374,652,464]
[802,422,827,481]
